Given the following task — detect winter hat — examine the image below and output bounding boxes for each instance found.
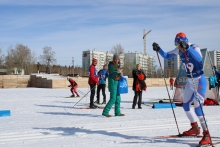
[174,32,188,44]
[113,53,119,60]
[92,58,98,63]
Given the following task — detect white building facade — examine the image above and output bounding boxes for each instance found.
[209,50,220,70]
[82,49,124,74]
[124,52,154,77]
[82,50,154,77]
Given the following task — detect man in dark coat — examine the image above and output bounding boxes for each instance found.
[132,64,147,109]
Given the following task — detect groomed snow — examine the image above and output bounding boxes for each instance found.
[0,87,220,147]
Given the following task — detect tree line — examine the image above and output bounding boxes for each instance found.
[0,44,82,76]
[0,43,173,78]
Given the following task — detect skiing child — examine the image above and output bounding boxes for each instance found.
[67,76,80,97]
[152,32,211,146]
[169,77,174,90]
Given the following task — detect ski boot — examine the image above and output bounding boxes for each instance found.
[199,130,211,146]
[89,104,97,109]
[183,122,200,136]
[94,100,99,104]
[70,94,75,97]
[76,95,80,97]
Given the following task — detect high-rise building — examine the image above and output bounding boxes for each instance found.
[82,49,124,75]
[209,50,220,70]
[124,52,154,77]
[82,50,154,77]
[164,56,181,78]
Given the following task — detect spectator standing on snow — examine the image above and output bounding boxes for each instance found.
[152,32,211,146]
[213,65,220,94]
[102,54,124,117]
[67,76,80,97]
[88,58,99,109]
[132,64,147,109]
[169,77,174,90]
[94,64,108,104]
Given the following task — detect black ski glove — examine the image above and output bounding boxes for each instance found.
[179,40,189,50]
[152,42,160,52]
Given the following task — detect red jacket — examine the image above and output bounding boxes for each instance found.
[89,64,98,84]
[170,78,174,84]
[69,78,77,87]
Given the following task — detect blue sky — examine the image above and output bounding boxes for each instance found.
[0,0,220,67]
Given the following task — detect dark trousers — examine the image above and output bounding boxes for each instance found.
[132,91,142,108]
[89,84,96,106]
[96,84,106,103]
[217,83,220,97]
[170,84,174,90]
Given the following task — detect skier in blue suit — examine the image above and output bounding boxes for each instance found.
[152,32,211,146]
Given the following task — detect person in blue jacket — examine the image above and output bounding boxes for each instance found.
[213,65,220,94]
[94,64,108,104]
[152,32,211,146]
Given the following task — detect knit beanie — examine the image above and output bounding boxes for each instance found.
[174,32,188,44]
[113,53,119,60]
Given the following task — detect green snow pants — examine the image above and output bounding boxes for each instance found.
[102,90,121,116]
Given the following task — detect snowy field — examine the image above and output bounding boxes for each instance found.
[0,87,220,147]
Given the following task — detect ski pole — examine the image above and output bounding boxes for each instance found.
[156,52,181,135]
[77,89,86,96]
[183,52,214,147]
[72,85,96,108]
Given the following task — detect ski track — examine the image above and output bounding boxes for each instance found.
[1,87,220,147]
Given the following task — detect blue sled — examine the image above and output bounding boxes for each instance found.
[152,103,176,109]
[0,110,11,117]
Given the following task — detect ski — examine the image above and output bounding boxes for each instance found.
[74,107,104,110]
[155,134,220,139]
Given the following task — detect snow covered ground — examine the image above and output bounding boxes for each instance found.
[0,87,220,147]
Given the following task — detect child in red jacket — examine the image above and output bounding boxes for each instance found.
[67,76,80,97]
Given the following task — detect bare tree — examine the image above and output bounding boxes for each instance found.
[39,46,56,74]
[0,47,5,68]
[5,44,37,74]
[110,43,124,54]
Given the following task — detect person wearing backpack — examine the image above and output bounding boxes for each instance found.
[152,32,210,146]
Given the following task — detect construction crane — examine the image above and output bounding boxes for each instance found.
[143,29,152,55]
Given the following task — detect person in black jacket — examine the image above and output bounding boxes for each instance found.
[132,64,147,109]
